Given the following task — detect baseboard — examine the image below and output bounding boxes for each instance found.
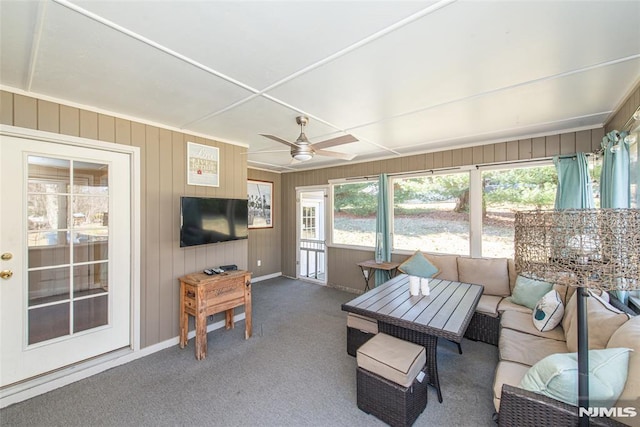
[0,313,246,408]
[251,272,282,282]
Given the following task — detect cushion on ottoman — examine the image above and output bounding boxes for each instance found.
[347,313,378,333]
[357,333,426,388]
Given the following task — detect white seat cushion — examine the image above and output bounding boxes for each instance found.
[347,313,378,334]
[476,295,503,317]
[493,360,530,412]
[607,315,640,419]
[356,333,426,388]
[499,328,568,367]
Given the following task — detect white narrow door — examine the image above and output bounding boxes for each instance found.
[296,188,327,284]
[0,136,131,387]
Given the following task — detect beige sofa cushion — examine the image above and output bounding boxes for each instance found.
[499,328,569,366]
[458,257,510,297]
[347,313,378,334]
[493,360,530,412]
[423,253,458,281]
[498,297,534,315]
[476,295,503,317]
[500,310,565,342]
[356,333,426,388]
[564,292,630,353]
[607,315,640,421]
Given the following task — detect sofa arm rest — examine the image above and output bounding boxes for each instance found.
[498,384,627,427]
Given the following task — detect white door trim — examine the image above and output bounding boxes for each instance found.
[0,124,141,398]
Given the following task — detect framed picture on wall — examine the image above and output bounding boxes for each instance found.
[248,180,273,229]
[187,142,219,187]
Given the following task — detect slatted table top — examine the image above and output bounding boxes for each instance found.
[342,274,483,343]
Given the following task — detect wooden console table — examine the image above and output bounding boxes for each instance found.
[178,270,252,360]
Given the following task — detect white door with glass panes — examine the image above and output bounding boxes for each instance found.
[0,137,131,387]
[297,189,327,283]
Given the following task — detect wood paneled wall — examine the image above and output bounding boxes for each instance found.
[247,169,281,278]
[281,129,606,293]
[1,90,248,348]
[606,81,640,133]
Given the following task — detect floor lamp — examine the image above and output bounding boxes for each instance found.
[514,209,639,427]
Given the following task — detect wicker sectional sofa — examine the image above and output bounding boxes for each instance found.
[399,253,639,427]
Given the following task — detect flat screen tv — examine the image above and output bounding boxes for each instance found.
[180,196,248,247]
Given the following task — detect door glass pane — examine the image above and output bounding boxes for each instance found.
[26,156,111,345]
[28,303,70,345]
[74,296,108,333]
[28,156,70,186]
[27,194,69,231]
[28,267,70,306]
[73,263,108,297]
[28,233,70,268]
[73,161,109,193]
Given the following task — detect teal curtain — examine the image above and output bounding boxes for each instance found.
[375,174,391,286]
[600,131,630,303]
[553,152,595,209]
[600,130,630,209]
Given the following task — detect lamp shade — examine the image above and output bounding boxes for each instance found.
[514,209,640,292]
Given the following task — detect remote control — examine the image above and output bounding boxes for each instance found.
[212,267,224,274]
[203,269,215,275]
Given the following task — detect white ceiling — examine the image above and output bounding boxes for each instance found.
[1,0,639,172]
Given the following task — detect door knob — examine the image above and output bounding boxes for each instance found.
[0,270,13,280]
[1,253,12,261]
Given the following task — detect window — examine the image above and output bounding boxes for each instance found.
[481,165,557,258]
[332,181,378,247]
[392,172,470,255]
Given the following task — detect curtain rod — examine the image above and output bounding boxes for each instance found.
[476,153,593,169]
[339,167,462,182]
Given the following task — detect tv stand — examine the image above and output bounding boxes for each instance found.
[178,270,252,360]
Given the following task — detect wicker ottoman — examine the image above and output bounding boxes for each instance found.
[347,313,378,356]
[356,333,428,427]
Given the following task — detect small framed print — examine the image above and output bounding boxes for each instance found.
[248,180,273,229]
[187,142,219,187]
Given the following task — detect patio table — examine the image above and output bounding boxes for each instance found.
[342,274,483,403]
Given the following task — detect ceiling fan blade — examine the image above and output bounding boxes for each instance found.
[315,149,356,161]
[243,149,289,155]
[259,134,299,148]
[310,134,358,150]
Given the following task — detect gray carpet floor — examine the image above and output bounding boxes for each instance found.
[1,277,499,426]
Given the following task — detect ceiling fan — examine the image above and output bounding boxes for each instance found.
[260,116,358,162]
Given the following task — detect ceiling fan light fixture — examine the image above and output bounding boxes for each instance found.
[292,144,314,161]
[293,153,314,161]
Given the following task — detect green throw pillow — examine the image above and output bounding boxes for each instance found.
[398,251,440,278]
[519,347,631,408]
[510,275,554,310]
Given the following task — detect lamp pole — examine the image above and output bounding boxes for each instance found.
[576,286,590,427]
